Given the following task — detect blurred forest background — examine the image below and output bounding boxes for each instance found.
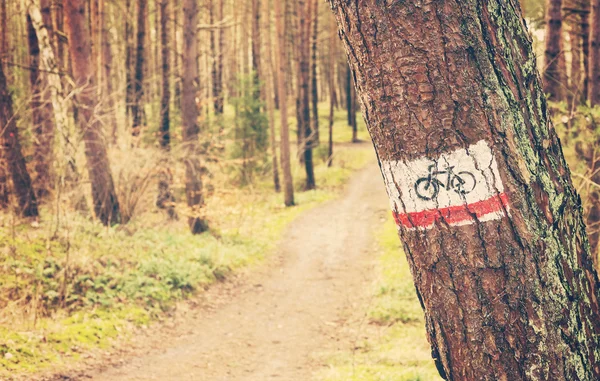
[1,0,600,379]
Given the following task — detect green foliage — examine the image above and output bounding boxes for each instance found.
[318,219,442,381]
[228,73,269,185]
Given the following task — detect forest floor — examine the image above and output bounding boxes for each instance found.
[18,157,440,381]
[80,161,390,380]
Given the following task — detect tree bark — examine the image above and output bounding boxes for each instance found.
[28,0,77,182]
[64,0,120,225]
[264,0,280,192]
[569,26,582,101]
[544,0,565,101]
[582,0,591,103]
[327,17,336,167]
[274,0,294,206]
[125,0,134,120]
[590,0,600,104]
[310,0,319,146]
[131,0,147,134]
[299,0,315,190]
[27,7,55,199]
[210,0,224,115]
[156,0,176,219]
[182,0,208,234]
[330,1,600,380]
[0,62,38,217]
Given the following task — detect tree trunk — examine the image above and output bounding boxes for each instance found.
[131,0,147,135]
[27,0,77,182]
[327,17,336,167]
[125,0,134,120]
[182,0,208,234]
[590,0,600,104]
[0,0,7,62]
[210,0,224,115]
[64,0,120,225]
[544,0,565,101]
[330,1,600,380]
[300,0,315,190]
[0,62,39,217]
[27,7,55,199]
[100,0,116,143]
[582,0,591,103]
[274,0,294,206]
[156,0,176,219]
[310,0,319,146]
[264,0,280,192]
[569,27,582,102]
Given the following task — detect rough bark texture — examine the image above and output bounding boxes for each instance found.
[590,0,600,104]
[0,62,38,217]
[64,0,120,225]
[544,0,565,101]
[330,1,600,380]
[274,0,294,206]
[27,9,55,199]
[182,0,208,234]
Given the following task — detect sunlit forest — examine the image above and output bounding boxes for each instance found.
[2,0,600,379]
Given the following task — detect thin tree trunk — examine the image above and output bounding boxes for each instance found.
[590,0,600,104]
[264,0,280,192]
[131,0,147,134]
[327,18,336,167]
[125,0,134,120]
[569,27,582,102]
[27,0,77,182]
[64,0,120,225]
[310,0,319,146]
[0,62,38,217]
[544,0,565,101]
[0,0,7,62]
[300,0,315,190]
[251,0,261,94]
[182,0,208,234]
[331,1,600,379]
[27,6,55,199]
[100,0,116,143]
[274,0,293,206]
[156,0,176,219]
[582,0,591,103]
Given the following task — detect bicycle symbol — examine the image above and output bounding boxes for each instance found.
[414,164,477,201]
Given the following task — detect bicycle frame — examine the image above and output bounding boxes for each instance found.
[426,164,458,189]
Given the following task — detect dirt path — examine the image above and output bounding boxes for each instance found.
[89,163,389,381]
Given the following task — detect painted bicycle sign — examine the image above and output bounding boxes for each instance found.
[381,141,510,230]
[414,164,477,200]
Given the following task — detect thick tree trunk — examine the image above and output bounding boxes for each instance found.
[64,0,120,225]
[182,0,208,234]
[544,0,565,101]
[330,1,600,380]
[27,9,55,199]
[131,0,147,134]
[0,62,38,217]
[274,0,294,206]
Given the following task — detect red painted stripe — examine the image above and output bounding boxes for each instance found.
[393,193,509,229]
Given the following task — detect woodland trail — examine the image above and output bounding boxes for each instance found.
[89,161,389,381]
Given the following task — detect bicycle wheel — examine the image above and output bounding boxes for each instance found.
[452,171,477,195]
[415,178,439,200]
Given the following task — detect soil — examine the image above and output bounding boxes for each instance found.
[42,162,390,381]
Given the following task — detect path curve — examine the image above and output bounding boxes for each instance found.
[90,162,389,381]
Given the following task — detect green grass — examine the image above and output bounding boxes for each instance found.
[318,218,442,381]
[0,104,372,377]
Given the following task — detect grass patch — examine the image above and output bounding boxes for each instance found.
[318,218,442,381]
